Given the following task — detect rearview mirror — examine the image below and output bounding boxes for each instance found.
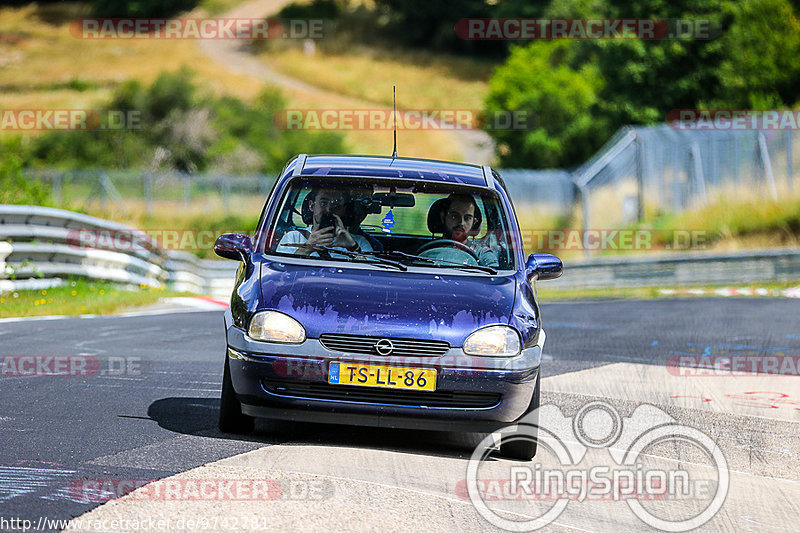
[372,192,415,208]
[525,253,563,283]
[214,233,252,261]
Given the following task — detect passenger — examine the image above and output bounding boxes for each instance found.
[345,185,384,251]
[276,188,374,257]
[437,193,500,267]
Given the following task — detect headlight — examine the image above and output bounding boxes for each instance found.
[248,311,306,344]
[463,325,521,357]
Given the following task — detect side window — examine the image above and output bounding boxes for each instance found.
[268,185,306,250]
[479,195,513,269]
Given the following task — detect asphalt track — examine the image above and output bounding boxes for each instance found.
[0,298,798,531]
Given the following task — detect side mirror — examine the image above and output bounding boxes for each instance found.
[525,253,562,283]
[214,233,252,261]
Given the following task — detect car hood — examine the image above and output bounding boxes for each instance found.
[258,262,516,347]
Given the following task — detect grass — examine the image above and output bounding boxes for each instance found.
[512,188,800,261]
[257,44,494,111]
[69,200,262,258]
[199,0,247,16]
[0,3,260,106]
[0,2,469,160]
[253,43,494,161]
[0,279,185,318]
[536,281,800,302]
[642,193,800,251]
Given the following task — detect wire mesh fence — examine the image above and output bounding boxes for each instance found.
[21,123,798,234]
[573,124,798,230]
[24,169,278,216]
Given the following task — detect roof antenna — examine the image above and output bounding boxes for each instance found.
[391,85,398,159]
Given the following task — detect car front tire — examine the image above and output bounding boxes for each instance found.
[498,372,540,461]
[218,355,254,434]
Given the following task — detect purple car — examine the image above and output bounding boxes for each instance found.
[214,154,562,460]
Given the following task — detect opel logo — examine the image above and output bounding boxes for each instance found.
[374,339,394,356]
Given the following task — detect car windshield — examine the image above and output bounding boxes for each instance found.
[263,177,516,271]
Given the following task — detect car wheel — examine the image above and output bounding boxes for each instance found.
[218,356,254,434]
[499,372,540,461]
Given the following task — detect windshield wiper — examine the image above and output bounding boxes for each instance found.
[362,250,497,275]
[283,244,407,271]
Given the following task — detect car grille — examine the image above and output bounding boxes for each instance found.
[262,379,500,408]
[318,333,450,357]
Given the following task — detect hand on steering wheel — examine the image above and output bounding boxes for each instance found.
[415,239,480,263]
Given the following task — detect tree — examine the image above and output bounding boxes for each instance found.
[484,0,800,167]
[485,41,605,168]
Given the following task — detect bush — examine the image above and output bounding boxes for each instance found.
[484,0,800,168]
[276,0,341,19]
[485,41,606,168]
[0,152,50,206]
[26,69,347,174]
[89,0,200,17]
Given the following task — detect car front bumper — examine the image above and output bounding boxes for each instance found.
[224,312,543,433]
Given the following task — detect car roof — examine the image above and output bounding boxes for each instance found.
[283,154,493,188]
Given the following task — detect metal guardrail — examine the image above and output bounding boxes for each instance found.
[555,248,800,289]
[0,205,237,297]
[3,205,799,295]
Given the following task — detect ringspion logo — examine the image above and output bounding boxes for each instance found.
[465,401,728,531]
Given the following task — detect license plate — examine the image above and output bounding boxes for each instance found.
[328,362,436,391]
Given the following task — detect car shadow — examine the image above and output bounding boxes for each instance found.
[147,397,486,460]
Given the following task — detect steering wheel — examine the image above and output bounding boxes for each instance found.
[416,239,480,263]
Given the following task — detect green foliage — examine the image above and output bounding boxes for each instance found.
[372,0,505,55]
[0,150,50,205]
[713,0,800,108]
[25,69,347,174]
[486,41,606,168]
[89,0,200,18]
[276,0,341,19]
[484,0,800,168]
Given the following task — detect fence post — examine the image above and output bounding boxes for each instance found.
[689,142,707,205]
[52,173,62,205]
[100,172,123,205]
[182,173,191,208]
[578,183,591,259]
[757,132,778,200]
[221,176,231,213]
[259,174,270,197]
[635,131,644,221]
[144,172,154,216]
[788,129,793,191]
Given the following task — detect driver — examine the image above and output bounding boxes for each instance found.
[276,187,374,257]
[438,193,500,267]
